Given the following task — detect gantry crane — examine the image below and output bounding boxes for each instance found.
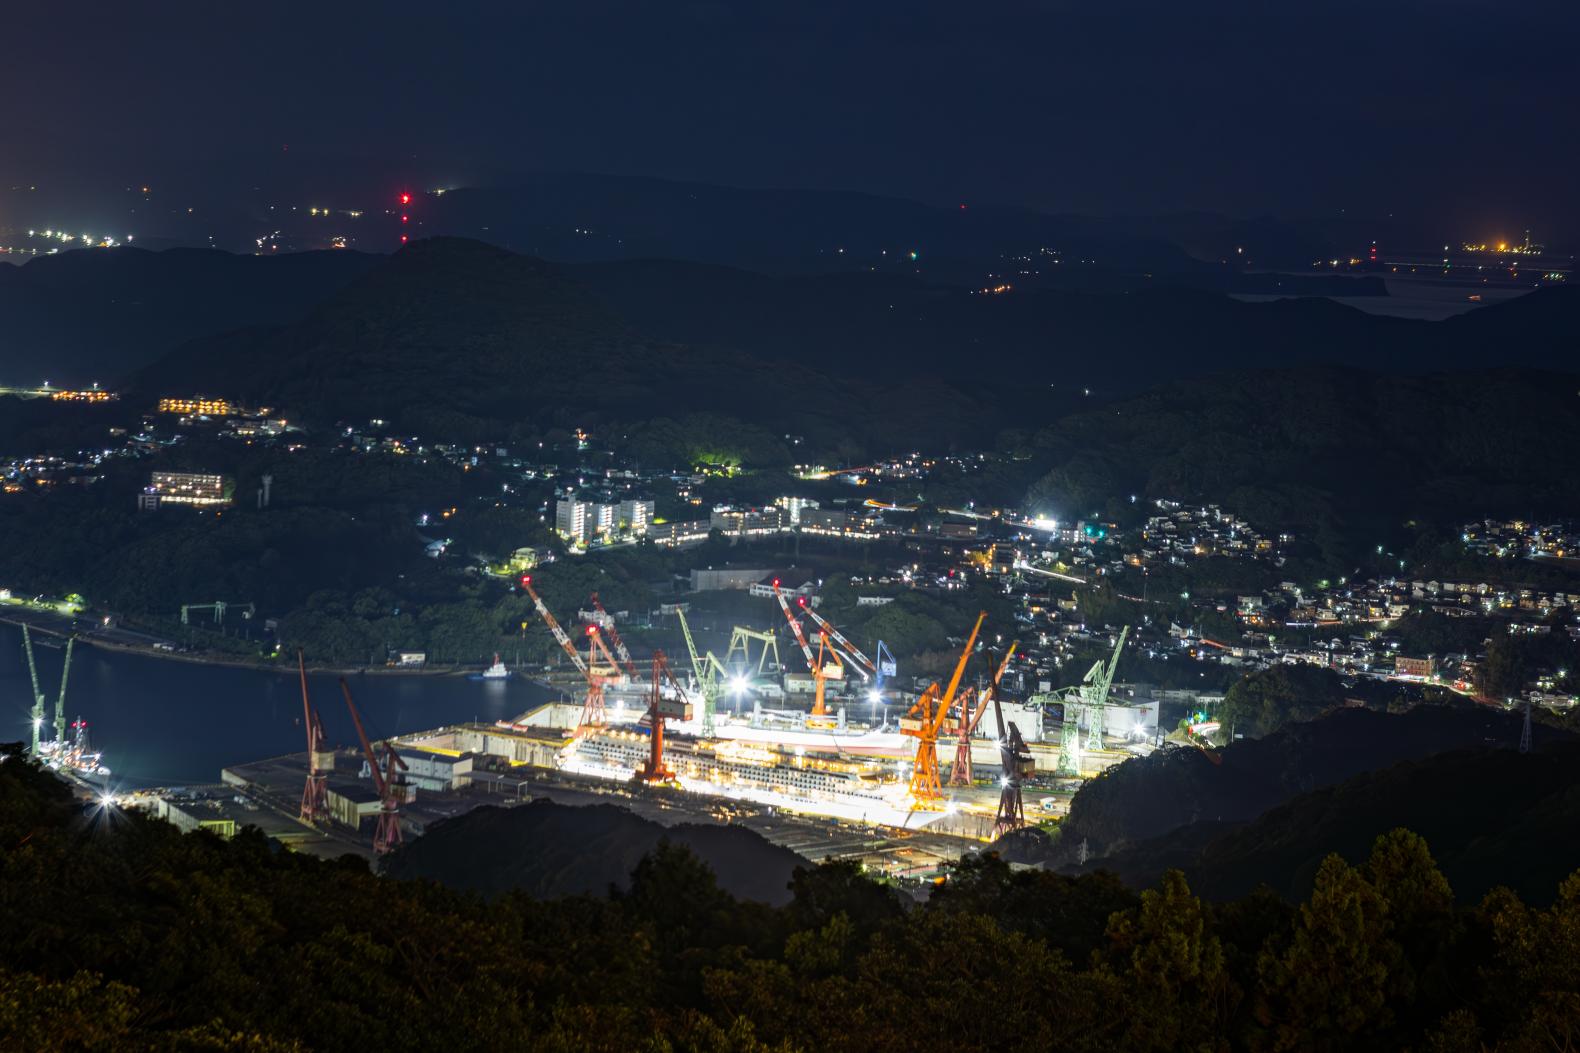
[774,581,842,717]
[676,607,725,737]
[901,612,985,806]
[724,626,781,677]
[298,650,327,824]
[340,678,406,855]
[638,650,693,783]
[949,642,1017,787]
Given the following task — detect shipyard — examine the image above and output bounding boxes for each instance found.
[160,574,1151,880]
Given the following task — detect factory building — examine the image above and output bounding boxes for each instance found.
[325,782,384,830]
[394,748,474,792]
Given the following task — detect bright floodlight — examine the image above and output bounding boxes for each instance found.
[730,675,748,695]
[867,688,882,704]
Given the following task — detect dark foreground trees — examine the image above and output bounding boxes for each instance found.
[1,743,1578,1052]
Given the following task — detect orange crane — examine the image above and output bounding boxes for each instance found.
[340,678,407,854]
[949,642,1017,787]
[902,612,985,805]
[297,650,327,823]
[774,581,842,717]
[590,591,639,679]
[639,650,693,783]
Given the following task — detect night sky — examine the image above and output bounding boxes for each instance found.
[7,0,1578,238]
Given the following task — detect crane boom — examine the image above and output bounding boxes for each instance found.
[675,607,706,680]
[340,678,406,854]
[940,613,986,712]
[340,679,387,799]
[590,592,637,678]
[970,642,1018,735]
[992,639,1035,837]
[22,626,44,753]
[804,607,876,680]
[773,581,817,670]
[522,576,587,675]
[54,637,73,745]
[904,612,986,804]
[298,650,327,822]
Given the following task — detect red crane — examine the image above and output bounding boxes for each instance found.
[589,592,638,680]
[639,650,693,783]
[578,625,625,731]
[522,575,588,675]
[522,576,615,732]
[949,643,1017,787]
[297,649,327,823]
[774,581,842,717]
[340,678,407,855]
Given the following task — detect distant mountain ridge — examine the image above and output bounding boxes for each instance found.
[119,238,1580,453]
[0,246,379,385]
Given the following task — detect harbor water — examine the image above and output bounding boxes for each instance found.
[0,624,556,788]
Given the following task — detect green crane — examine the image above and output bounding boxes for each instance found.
[55,637,73,747]
[1084,625,1128,751]
[21,627,75,754]
[675,608,724,737]
[1050,625,1128,776]
[23,626,44,754]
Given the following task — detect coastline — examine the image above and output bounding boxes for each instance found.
[0,611,524,680]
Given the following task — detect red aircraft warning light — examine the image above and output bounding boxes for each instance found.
[399,192,411,205]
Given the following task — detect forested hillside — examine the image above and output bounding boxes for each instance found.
[3,744,1580,1052]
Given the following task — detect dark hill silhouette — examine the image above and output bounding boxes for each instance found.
[1091,743,1580,907]
[573,258,1411,389]
[382,799,807,905]
[126,237,974,449]
[0,246,379,385]
[122,239,1580,460]
[1000,706,1553,869]
[1025,364,1580,548]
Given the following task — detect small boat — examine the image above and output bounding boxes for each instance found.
[477,654,512,681]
